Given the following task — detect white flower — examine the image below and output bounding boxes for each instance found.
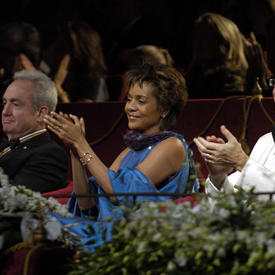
[175,250,187,267]
[0,168,73,244]
[43,215,62,241]
[0,175,72,218]
[21,215,40,242]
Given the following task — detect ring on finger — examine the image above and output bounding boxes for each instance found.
[204,153,211,159]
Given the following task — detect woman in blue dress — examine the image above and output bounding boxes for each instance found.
[44,63,200,250]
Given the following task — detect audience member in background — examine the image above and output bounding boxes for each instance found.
[44,21,109,103]
[0,46,17,95]
[117,44,175,73]
[266,14,275,75]
[237,0,275,52]
[0,70,69,192]
[193,86,275,200]
[186,12,249,99]
[0,21,42,71]
[265,14,275,94]
[244,32,272,96]
[239,0,275,94]
[0,21,47,96]
[187,12,273,99]
[44,63,200,250]
[112,44,182,101]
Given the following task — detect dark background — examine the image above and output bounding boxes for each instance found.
[0,0,273,73]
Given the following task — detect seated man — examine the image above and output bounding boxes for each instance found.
[193,89,275,200]
[0,69,69,192]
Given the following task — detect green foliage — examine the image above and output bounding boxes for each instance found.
[68,192,275,275]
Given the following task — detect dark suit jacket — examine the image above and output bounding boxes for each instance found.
[0,131,69,193]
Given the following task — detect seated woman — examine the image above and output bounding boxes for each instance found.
[44,21,109,103]
[186,12,249,98]
[44,63,200,249]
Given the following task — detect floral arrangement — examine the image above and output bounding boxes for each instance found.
[68,191,275,275]
[0,168,73,251]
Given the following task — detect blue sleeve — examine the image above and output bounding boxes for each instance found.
[108,168,162,204]
[67,168,165,218]
[68,165,195,219]
[96,168,165,222]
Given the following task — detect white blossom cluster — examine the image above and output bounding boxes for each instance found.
[123,195,275,272]
[0,169,71,217]
[0,168,73,247]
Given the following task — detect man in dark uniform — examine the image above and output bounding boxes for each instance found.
[0,69,69,192]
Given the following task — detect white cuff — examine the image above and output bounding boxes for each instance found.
[206,176,235,195]
[205,177,224,195]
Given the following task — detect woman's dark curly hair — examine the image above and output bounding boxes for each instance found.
[125,63,188,130]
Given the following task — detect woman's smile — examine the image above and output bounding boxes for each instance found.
[127,114,140,120]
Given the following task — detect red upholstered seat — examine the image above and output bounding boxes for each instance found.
[174,196,201,207]
[42,181,73,204]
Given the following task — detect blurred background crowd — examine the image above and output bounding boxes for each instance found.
[0,0,275,101]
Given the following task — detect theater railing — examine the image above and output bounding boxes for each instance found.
[43,191,275,201]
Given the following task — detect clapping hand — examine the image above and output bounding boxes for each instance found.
[44,111,86,148]
[193,125,248,187]
[194,125,248,170]
[242,32,270,78]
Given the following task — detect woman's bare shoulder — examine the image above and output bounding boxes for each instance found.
[110,147,131,171]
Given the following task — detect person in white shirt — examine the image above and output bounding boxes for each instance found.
[193,89,275,200]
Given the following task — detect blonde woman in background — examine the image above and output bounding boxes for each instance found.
[186,12,249,98]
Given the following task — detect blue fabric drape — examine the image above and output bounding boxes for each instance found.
[52,132,200,251]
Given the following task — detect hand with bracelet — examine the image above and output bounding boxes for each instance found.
[43,111,94,167]
[44,111,114,208]
[44,111,86,147]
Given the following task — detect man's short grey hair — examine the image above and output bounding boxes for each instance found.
[13,70,58,112]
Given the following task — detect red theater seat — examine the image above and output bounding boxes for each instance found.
[42,181,73,204]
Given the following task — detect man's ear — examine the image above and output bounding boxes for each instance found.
[37,106,49,122]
